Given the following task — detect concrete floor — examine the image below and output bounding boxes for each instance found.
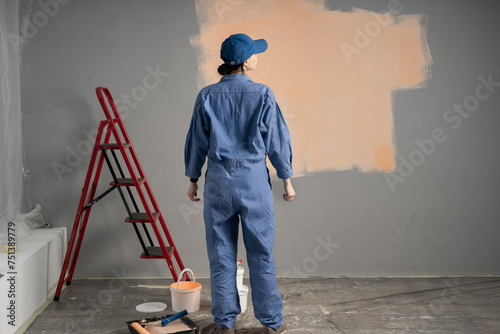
[24,277,500,334]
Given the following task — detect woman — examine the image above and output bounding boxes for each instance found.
[184,33,294,334]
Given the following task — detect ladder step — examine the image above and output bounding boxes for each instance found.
[100,143,131,149]
[110,178,145,186]
[140,246,174,259]
[126,212,159,223]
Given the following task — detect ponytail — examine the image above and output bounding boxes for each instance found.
[217,62,244,76]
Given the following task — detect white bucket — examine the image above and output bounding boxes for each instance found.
[170,268,202,313]
[237,265,244,289]
[238,285,249,313]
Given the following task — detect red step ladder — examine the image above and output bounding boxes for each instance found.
[54,86,186,301]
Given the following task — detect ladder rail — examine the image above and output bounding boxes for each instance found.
[159,216,185,280]
[66,123,113,285]
[54,120,109,300]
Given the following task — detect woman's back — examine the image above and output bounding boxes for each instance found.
[198,74,272,163]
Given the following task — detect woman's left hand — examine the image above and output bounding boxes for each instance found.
[282,178,296,201]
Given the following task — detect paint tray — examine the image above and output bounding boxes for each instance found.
[126,314,199,334]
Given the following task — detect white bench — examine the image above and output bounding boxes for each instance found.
[0,227,67,334]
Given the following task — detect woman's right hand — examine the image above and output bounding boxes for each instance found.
[187,182,200,202]
[282,178,296,201]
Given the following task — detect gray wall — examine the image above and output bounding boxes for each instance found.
[21,0,500,278]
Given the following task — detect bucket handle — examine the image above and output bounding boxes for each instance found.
[177,268,196,289]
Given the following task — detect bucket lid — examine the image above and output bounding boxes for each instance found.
[135,302,167,313]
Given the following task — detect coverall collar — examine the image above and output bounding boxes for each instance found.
[220,74,252,82]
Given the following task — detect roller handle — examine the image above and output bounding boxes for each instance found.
[159,309,188,327]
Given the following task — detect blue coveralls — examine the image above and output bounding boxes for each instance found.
[184,74,293,330]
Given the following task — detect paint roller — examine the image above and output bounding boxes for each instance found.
[130,310,188,334]
[131,322,152,334]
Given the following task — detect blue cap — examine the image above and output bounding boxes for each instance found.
[220,33,268,65]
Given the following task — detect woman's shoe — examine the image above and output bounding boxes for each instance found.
[267,322,287,333]
[218,326,235,334]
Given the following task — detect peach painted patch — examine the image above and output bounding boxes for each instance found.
[191,0,432,175]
